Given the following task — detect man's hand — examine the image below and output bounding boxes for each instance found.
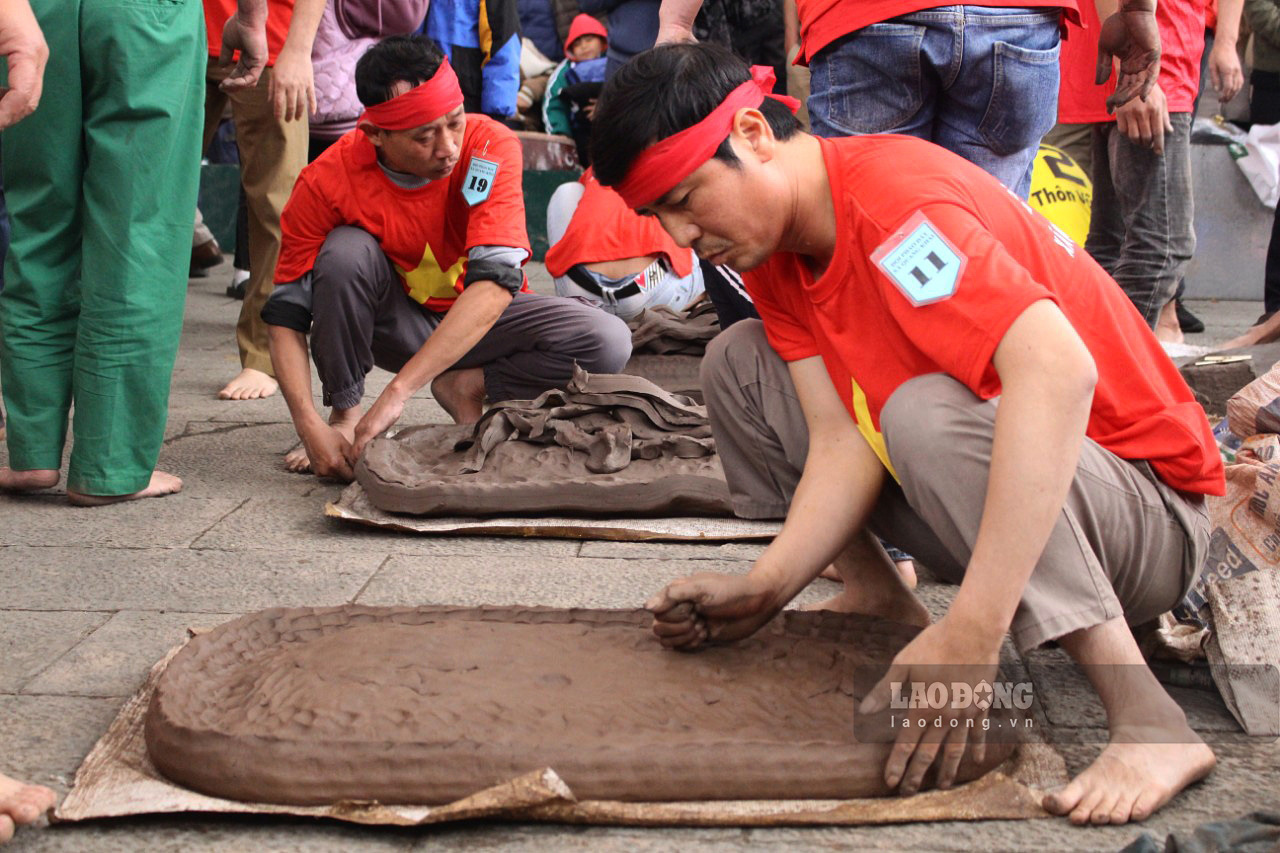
[859,617,1002,793]
[645,571,783,650]
[654,23,697,45]
[346,384,408,464]
[268,44,316,121]
[300,421,355,481]
[1096,1,1161,111]
[1208,39,1244,104]
[1115,79,1172,154]
[220,11,268,91]
[0,0,48,130]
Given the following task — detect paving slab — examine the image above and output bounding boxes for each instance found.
[0,612,110,693]
[0,695,126,792]
[1026,647,1243,733]
[1,547,384,612]
[355,555,755,608]
[0,496,244,549]
[23,611,237,698]
[22,818,419,853]
[578,540,767,562]
[192,496,581,557]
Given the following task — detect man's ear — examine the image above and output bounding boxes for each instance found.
[733,107,775,163]
[358,121,384,148]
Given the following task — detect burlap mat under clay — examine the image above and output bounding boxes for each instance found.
[326,482,780,541]
[56,625,1067,828]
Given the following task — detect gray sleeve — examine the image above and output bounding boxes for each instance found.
[468,245,529,267]
[260,273,314,333]
[464,245,529,293]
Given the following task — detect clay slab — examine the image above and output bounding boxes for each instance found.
[58,637,1065,827]
[144,606,1027,806]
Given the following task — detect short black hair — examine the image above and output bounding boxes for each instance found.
[591,43,802,190]
[355,35,446,107]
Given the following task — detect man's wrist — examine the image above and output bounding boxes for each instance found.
[946,595,1010,651]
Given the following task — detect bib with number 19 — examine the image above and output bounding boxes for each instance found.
[462,156,499,206]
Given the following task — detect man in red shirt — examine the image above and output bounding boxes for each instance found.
[262,36,632,479]
[593,43,1223,825]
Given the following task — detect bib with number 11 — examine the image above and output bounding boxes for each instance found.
[462,156,499,206]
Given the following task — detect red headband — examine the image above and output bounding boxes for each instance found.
[615,66,799,209]
[359,59,464,130]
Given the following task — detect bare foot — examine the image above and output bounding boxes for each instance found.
[431,367,487,424]
[1043,724,1216,825]
[218,368,279,401]
[0,772,56,844]
[1219,311,1280,350]
[66,471,183,506]
[283,410,360,474]
[819,559,917,589]
[0,468,60,492]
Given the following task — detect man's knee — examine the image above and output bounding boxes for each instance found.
[700,318,772,402]
[570,305,632,373]
[313,226,383,286]
[882,374,993,473]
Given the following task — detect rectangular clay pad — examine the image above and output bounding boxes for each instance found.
[145,606,1021,806]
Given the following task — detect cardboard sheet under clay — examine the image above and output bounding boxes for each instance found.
[327,482,781,541]
[57,609,1069,828]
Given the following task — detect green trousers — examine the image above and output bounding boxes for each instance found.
[1,0,205,494]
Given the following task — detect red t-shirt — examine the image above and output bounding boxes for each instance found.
[276,116,531,313]
[1057,0,1115,123]
[544,169,695,279]
[205,0,295,66]
[746,135,1224,496]
[795,1,1078,64]
[1086,0,1208,116]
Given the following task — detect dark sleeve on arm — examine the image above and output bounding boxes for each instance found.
[463,259,525,293]
[261,274,314,333]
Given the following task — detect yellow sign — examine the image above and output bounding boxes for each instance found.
[1028,143,1091,246]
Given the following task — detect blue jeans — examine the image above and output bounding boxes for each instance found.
[808,5,1061,198]
[1085,113,1195,328]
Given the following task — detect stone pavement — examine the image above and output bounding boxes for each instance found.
[1,264,1278,851]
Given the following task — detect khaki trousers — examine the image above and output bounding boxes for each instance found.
[702,320,1210,652]
[203,58,308,375]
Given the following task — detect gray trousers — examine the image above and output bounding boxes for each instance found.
[311,227,633,409]
[1086,112,1195,328]
[703,320,1210,652]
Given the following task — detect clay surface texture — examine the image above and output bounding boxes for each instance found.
[145,605,1020,806]
[356,367,732,517]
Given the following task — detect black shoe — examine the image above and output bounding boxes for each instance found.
[1176,299,1205,334]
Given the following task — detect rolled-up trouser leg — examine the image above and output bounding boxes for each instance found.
[876,373,1209,652]
[700,319,809,519]
[453,292,633,402]
[309,227,435,410]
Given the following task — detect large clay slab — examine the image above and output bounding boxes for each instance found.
[356,369,734,517]
[145,606,1022,806]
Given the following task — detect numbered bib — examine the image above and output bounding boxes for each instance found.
[870,211,967,307]
[462,156,499,206]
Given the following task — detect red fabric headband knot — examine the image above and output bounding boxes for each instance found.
[615,66,799,210]
[354,60,465,167]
